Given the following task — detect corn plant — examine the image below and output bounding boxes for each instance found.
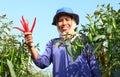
[0,14,30,77]
[80,3,120,77]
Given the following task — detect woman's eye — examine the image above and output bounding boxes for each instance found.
[58,19,62,22]
[66,18,70,21]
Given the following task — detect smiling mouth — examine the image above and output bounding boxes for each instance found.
[62,27,69,31]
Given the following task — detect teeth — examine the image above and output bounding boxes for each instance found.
[63,27,68,29]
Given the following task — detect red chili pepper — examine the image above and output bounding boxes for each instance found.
[30,17,36,32]
[13,16,36,33]
[13,26,25,33]
[21,16,29,32]
[99,51,105,66]
[100,51,103,58]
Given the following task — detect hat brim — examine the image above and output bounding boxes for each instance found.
[52,12,79,25]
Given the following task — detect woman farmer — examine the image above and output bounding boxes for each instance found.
[24,7,101,77]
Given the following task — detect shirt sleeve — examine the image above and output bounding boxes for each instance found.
[84,44,101,77]
[32,40,53,69]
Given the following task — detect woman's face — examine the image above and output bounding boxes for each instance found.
[57,15,73,34]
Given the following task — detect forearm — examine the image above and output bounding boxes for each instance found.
[28,45,38,60]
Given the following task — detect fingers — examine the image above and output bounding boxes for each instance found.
[24,32,32,37]
[24,32,33,45]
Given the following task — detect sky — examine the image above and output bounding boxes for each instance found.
[0,0,119,72]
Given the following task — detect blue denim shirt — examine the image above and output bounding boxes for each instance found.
[32,38,101,77]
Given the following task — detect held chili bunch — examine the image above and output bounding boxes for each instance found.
[13,16,36,33]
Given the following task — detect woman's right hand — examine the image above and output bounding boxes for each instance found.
[24,32,38,60]
[24,32,33,47]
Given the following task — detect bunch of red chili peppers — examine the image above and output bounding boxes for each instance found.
[14,16,36,33]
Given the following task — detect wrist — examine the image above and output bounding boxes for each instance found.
[26,43,34,48]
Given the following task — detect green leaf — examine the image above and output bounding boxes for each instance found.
[88,33,93,43]
[112,18,116,29]
[93,35,106,42]
[7,59,16,77]
[107,27,112,34]
[93,42,102,55]
[65,45,75,60]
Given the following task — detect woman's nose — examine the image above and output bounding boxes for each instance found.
[63,20,67,25]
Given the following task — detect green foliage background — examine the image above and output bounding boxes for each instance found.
[0,3,120,77]
[79,4,120,77]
